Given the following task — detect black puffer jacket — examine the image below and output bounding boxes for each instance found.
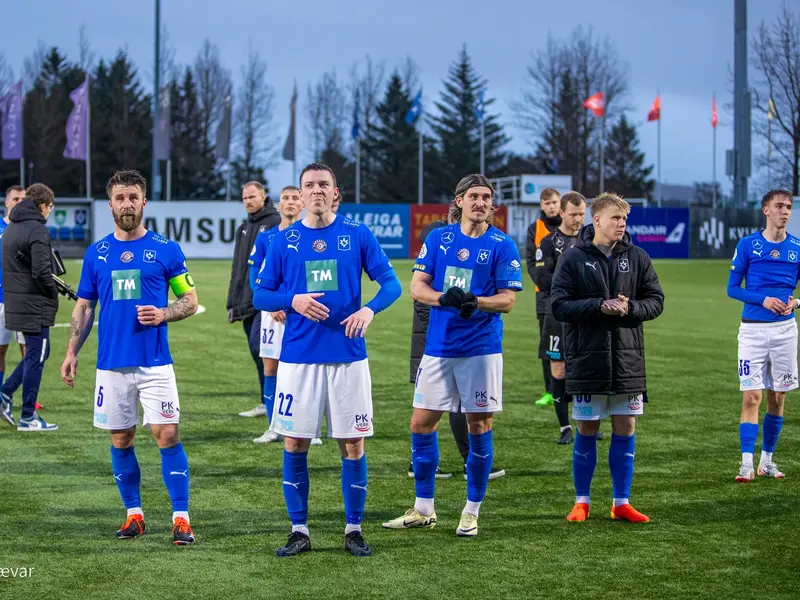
[2,198,58,333]
[227,200,280,322]
[525,212,561,315]
[550,225,664,396]
[409,218,447,382]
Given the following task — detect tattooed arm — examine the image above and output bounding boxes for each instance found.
[61,298,97,387]
[136,290,198,326]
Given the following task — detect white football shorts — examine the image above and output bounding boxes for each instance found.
[93,365,181,430]
[571,393,644,421]
[270,358,373,439]
[737,319,799,392]
[412,353,503,414]
[0,303,12,346]
[259,310,285,359]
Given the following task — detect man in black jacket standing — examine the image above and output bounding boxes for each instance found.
[550,193,664,524]
[0,184,58,431]
[228,181,280,417]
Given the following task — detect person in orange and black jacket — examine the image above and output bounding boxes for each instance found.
[525,187,562,407]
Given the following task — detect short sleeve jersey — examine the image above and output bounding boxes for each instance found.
[412,224,523,358]
[77,231,192,370]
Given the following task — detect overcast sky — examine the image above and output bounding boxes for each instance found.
[2,0,786,196]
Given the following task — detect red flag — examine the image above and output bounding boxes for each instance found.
[647,95,661,121]
[583,92,605,117]
[711,96,718,128]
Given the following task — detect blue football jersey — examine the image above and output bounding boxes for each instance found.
[258,216,392,364]
[248,225,279,291]
[0,219,7,303]
[412,224,523,358]
[77,231,190,370]
[730,231,800,322]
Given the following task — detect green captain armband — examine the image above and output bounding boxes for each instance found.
[169,272,195,296]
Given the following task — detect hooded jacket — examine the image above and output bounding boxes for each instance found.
[549,225,664,396]
[227,200,281,322]
[1,198,58,333]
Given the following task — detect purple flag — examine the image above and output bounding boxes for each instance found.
[64,80,89,161]
[1,80,24,160]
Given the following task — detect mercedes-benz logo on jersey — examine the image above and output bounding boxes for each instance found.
[555,236,564,247]
[120,251,134,263]
[752,239,763,250]
[619,258,630,272]
[313,239,327,253]
[285,229,300,242]
[441,231,455,245]
[457,248,469,261]
[96,241,110,253]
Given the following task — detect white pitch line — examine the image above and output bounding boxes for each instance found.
[52,303,206,328]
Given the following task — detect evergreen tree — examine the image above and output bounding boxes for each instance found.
[168,68,209,199]
[362,71,418,203]
[428,45,509,199]
[91,51,152,195]
[603,114,654,199]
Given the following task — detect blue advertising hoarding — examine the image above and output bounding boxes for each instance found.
[338,204,410,258]
[625,207,689,259]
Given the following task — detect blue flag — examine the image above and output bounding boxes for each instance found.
[352,88,361,140]
[405,90,422,125]
[474,90,485,123]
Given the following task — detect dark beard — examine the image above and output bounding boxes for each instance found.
[113,210,142,232]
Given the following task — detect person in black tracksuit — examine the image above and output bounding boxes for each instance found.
[227,182,280,413]
[533,192,586,445]
[409,216,504,480]
[525,189,562,404]
[0,184,58,431]
[550,194,664,523]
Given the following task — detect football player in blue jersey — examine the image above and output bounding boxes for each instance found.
[0,185,25,387]
[59,170,199,545]
[248,185,322,444]
[727,189,799,482]
[382,174,523,537]
[253,162,402,557]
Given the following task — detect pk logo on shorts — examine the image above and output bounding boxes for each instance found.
[111,269,141,300]
[305,260,339,292]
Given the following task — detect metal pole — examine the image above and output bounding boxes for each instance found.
[712,101,717,209]
[86,75,91,199]
[166,159,172,201]
[734,0,750,207]
[599,114,605,194]
[19,159,24,188]
[226,163,231,201]
[657,107,662,207]
[480,120,485,175]
[355,138,361,204]
[152,0,161,201]
[418,131,423,205]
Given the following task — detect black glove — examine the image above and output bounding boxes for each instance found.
[459,292,478,319]
[439,286,467,308]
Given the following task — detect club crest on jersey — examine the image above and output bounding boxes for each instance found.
[143,250,157,263]
[120,251,134,263]
[770,249,780,259]
[259,225,268,233]
[313,239,327,253]
[477,249,491,264]
[418,243,428,259]
[338,235,351,251]
[619,258,630,272]
[96,241,110,253]
[535,248,543,260]
[457,248,470,261]
[790,250,798,262]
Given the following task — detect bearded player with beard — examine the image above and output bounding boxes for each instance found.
[60,170,199,545]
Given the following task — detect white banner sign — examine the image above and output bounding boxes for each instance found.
[520,175,573,204]
[92,201,246,259]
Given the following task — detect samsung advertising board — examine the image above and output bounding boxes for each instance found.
[92,201,245,259]
[625,207,689,259]
[338,204,410,258]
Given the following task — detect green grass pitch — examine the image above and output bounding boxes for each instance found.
[0,258,797,600]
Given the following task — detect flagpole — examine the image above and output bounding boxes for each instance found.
[86,75,91,199]
[418,131,423,205]
[480,119,485,175]
[712,92,717,209]
[356,137,361,204]
[226,163,231,201]
[656,89,661,207]
[152,0,161,201]
[166,159,172,201]
[599,112,605,194]
[293,79,297,183]
[19,158,24,187]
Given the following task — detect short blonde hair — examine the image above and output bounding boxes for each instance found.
[540,187,560,202]
[590,193,630,217]
[243,181,266,195]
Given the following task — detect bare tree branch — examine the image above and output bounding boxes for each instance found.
[78,24,96,74]
[0,51,13,95]
[193,39,233,157]
[304,69,346,162]
[22,41,47,91]
[235,41,277,173]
